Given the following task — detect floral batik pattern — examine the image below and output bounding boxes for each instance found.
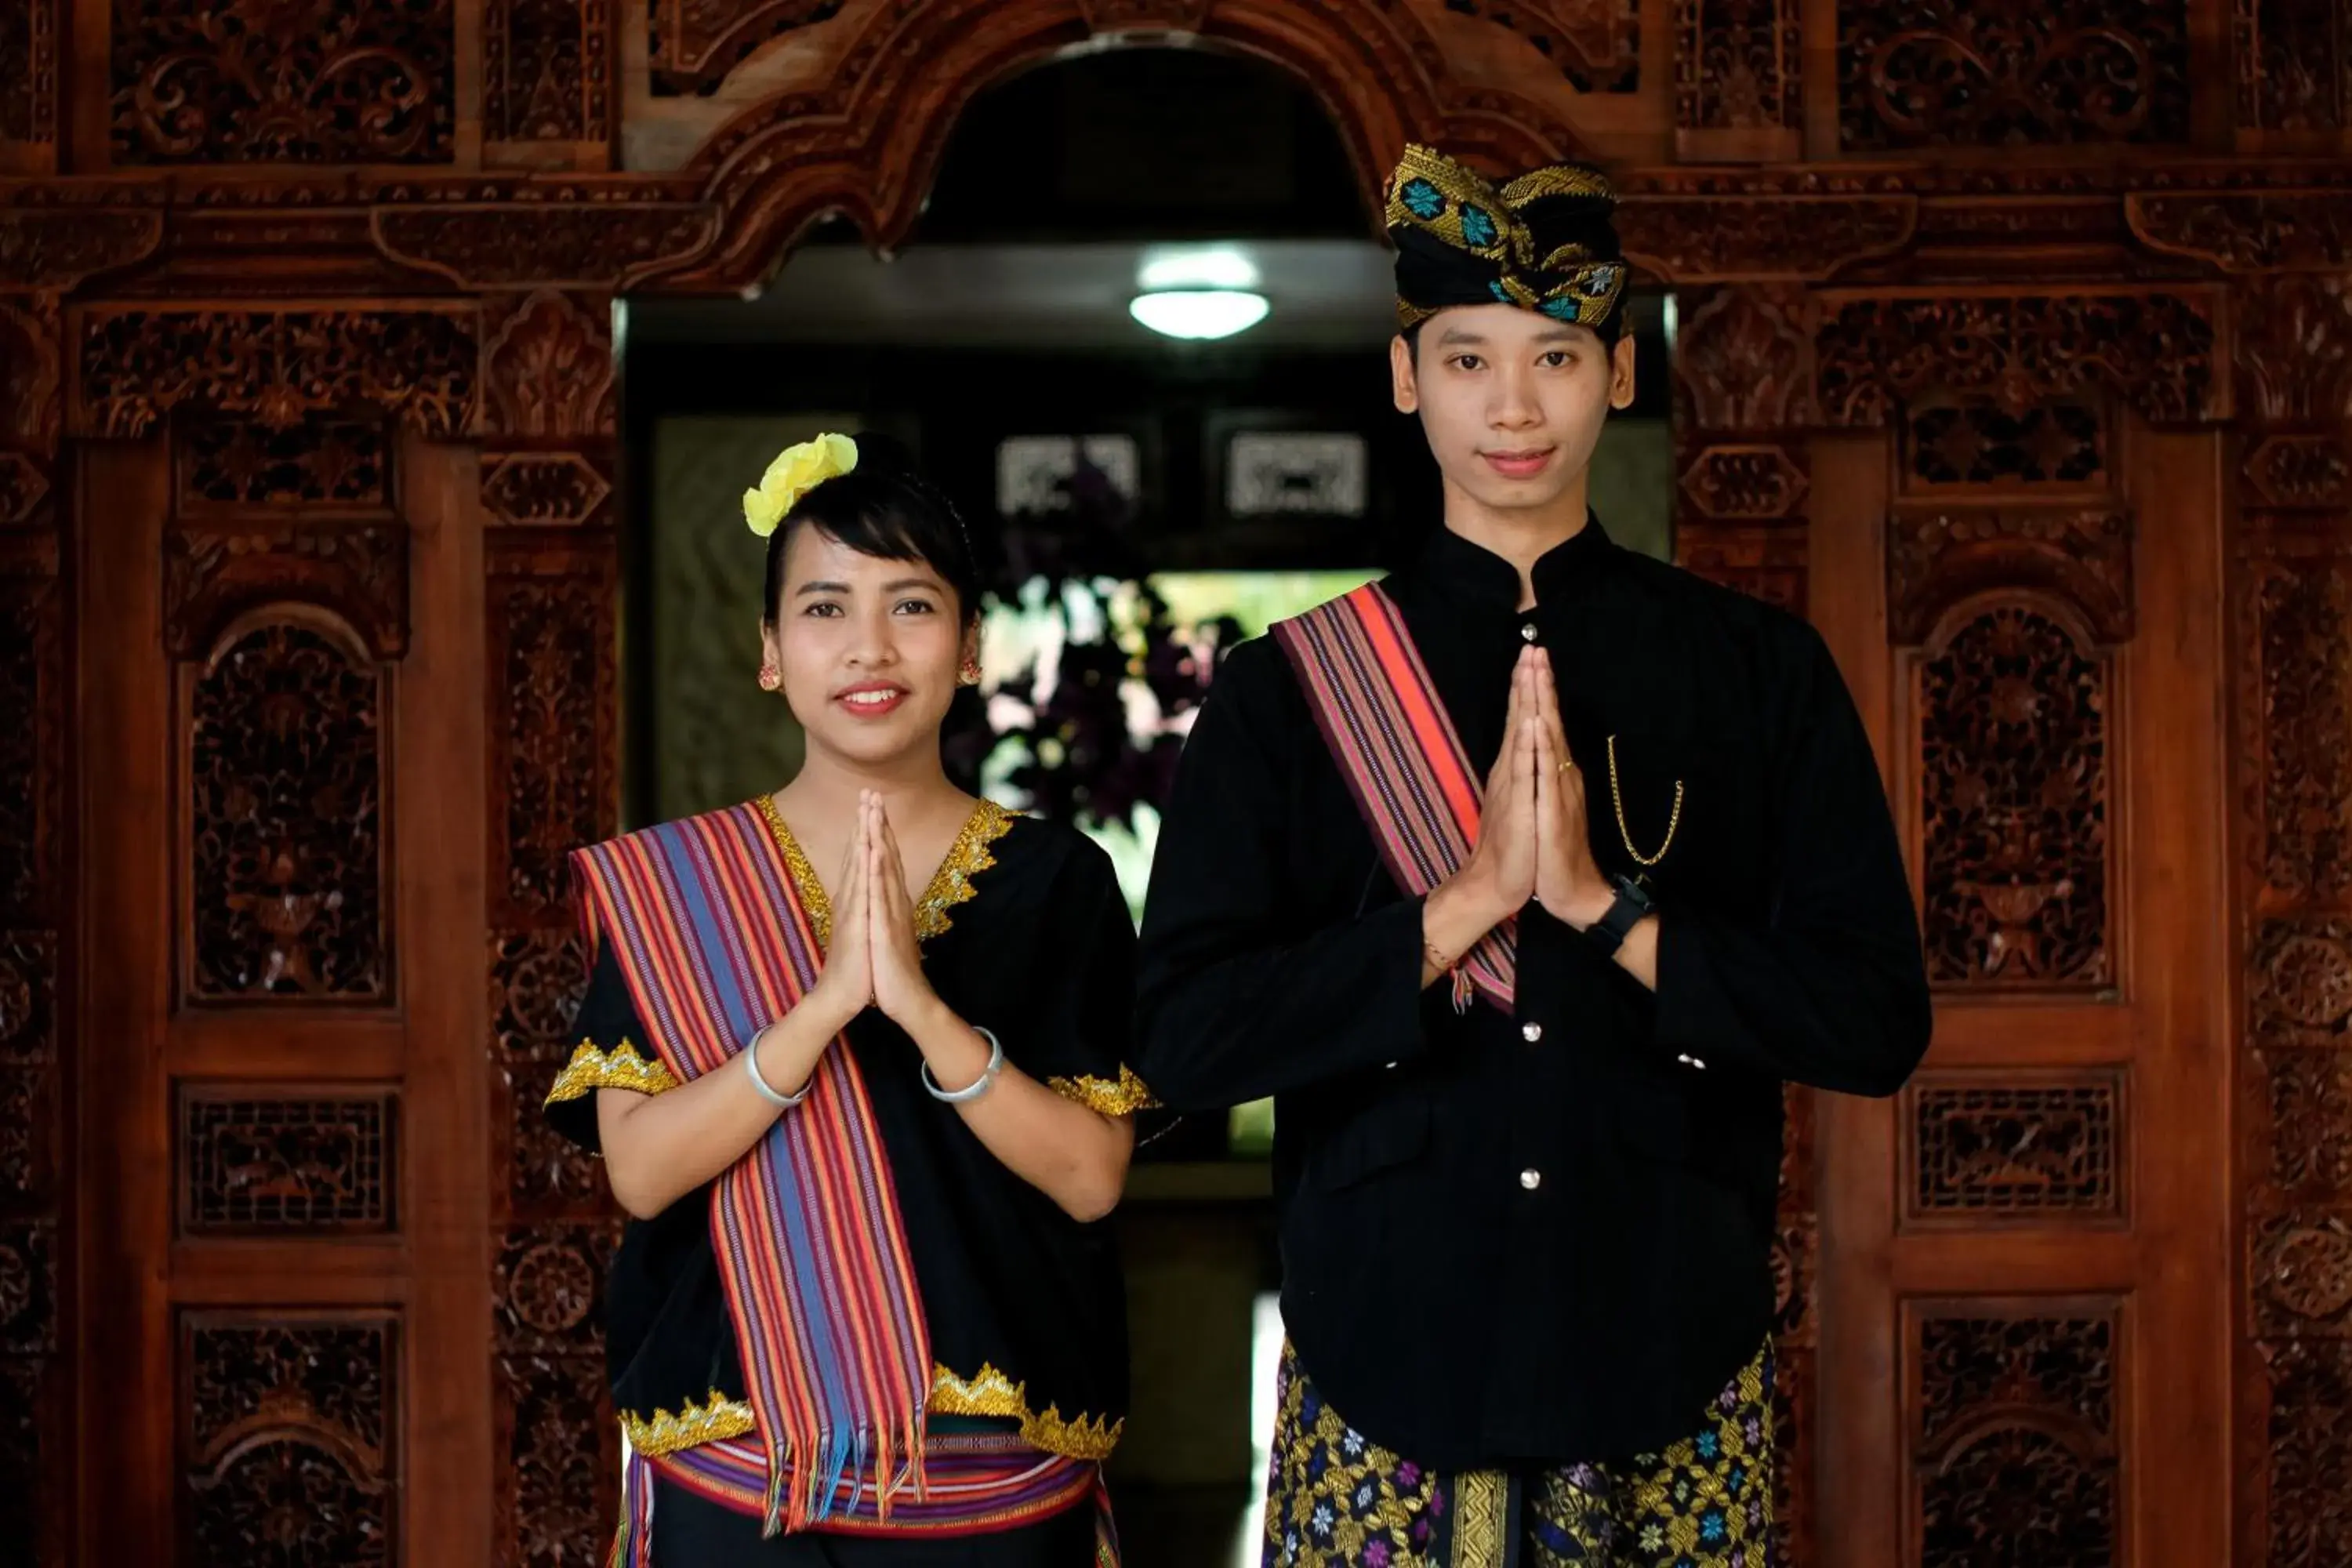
[1260,1341,1773,1568]
[1526,1345,1773,1568]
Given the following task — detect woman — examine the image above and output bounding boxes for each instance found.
[545,433,1154,1566]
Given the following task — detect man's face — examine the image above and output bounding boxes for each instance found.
[1391,304,1636,517]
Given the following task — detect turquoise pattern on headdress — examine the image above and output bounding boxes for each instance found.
[1400,179,1446,221]
[1540,296,1588,322]
[1459,205,1498,249]
[1490,280,1514,303]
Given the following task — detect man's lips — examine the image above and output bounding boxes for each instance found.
[1482,447,1557,479]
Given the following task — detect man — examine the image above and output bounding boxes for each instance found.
[1131,146,1933,1568]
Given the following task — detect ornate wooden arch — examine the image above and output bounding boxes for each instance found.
[641,0,1599,294]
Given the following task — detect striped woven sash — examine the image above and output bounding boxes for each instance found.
[610,1432,1118,1566]
[572,803,931,1536]
[1272,583,1516,1012]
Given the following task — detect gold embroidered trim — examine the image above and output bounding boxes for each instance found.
[545,1038,680,1104]
[928,1362,1125,1461]
[756,797,1018,949]
[620,1389,757,1456]
[1450,1468,1511,1568]
[1047,1065,1160,1117]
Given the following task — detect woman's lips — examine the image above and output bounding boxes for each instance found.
[834,684,909,717]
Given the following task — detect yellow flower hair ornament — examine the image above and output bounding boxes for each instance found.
[742,432,859,538]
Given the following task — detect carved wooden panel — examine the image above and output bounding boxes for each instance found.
[109,0,456,164]
[178,418,390,514]
[76,308,479,441]
[1817,292,2220,430]
[0,0,57,152]
[1903,399,2107,493]
[2243,541,2352,908]
[1917,604,2112,990]
[178,1087,395,1236]
[2257,1337,2352,1560]
[1676,0,1800,133]
[2234,0,2350,132]
[1909,1303,2120,1567]
[1889,508,2133,648]
[1904,1070,2125,1225]
[2238,275,2352,431]
[1443,0,1639,93]
[487,541,618,925]
[492,928,601,1220]
[163,522,408,663]
[186,620,389,1002]
[495,1225,619,1567]
[649,0,843,96]
[0,1220,56,1357]
[0,565,58,920]
[180,1312,397,1566]
[484,0,613,145]
[1838,0,2189,150]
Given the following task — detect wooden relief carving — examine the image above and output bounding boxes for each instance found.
[2244,434,2350,513]
[1837,0,2189,150]
[187,621,388,1002]
[2251,918,2352,1051]
[1903,399,2106,492]
[483,0,613,145]
[1917,604,2111,990]
[1616,195,1913,284]
[0,1220,56,1356]
[1673,286,1817,433]
[182,1313,397,1566]
[109,0,456,164]
[2235,274,2352,429]
[0,0,58,151]
[1442,0,1639,93]
[488,542,618,924]
[2252,1211,2352,1335]
[163,524,408,662]
[1816,292,2221,430]
[1888,508,2133,647]
[1905,1071,2124,1223]
[178,418,390,513]
[650,0,844,96]
[76,308,479,441]
[178,1088,395,1235]
[1911,1305,2119,1568]
[0,567,58,919]
[2245,546,2352,907]
[2234,0,2350,132]
[370,206,716,292]
[0,208,162,292]
[0,1354,41,1555]
[2129,193,2352,274]
[496,1227,620,1566]
[492,928,603,1219]
[2256,1339,2352,1563]
[482,291,615,442]
[1675,0,1800,132]
[2258,1047,2352,1197]
[497,1350,620,1566]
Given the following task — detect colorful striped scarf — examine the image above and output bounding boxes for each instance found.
[611,1432,1120,1566]
[1272,583,1516,1013]
[573,803,931,1535]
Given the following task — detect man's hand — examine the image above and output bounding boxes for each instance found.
[1530,652,1613,929]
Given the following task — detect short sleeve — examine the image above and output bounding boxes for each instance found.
[1015,840,1157,1117]
[542,938,679,1153]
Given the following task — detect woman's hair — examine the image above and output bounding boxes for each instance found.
[760,437,985,624]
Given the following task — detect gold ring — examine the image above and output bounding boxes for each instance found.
[1558,760,1577,775]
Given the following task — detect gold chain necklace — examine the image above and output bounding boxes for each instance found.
[1605,735,1684,869]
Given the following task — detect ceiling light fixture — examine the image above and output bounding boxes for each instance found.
[1129,289,1272,340]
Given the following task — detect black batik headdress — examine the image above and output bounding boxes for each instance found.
[1384,143,1628,336]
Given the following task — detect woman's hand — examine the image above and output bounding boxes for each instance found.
[804,797,875,1032]
[868,796,944,1029]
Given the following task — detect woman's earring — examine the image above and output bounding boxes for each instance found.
[757,663,781,691]
[957,656,982,688]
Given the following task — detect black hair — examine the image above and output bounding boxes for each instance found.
[760,437,985,626]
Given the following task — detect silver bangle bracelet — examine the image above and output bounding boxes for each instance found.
[922,1026,1004,1105]
[743,1026,812,1109]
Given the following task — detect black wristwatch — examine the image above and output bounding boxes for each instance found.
[1584,873,1656,958]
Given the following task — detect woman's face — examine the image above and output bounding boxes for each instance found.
[761,525,975,770]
